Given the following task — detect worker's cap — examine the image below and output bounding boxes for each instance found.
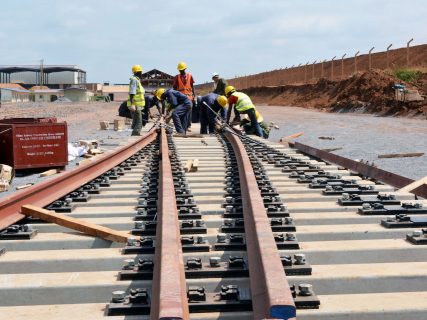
[212,72,219,79]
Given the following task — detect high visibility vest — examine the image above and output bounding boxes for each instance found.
[232,92,255,112]
[175,73,194,100]
[127,76,145,107]
[242,110,263,123]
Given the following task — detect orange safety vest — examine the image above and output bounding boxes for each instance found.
[175,73,194,100]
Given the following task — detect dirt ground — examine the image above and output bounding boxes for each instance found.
[244,70,427,118]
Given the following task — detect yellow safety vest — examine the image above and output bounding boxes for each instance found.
[127,76,145,107]
[232,92,255,112]
[242,110,263,123]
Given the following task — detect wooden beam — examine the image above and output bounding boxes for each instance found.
[191,159,199,172]
[21,205,131,243]
[184,160,193,172]
[398,176,427,194]
[40,169,59,177]
[280,132,304,143]
[378,152,424,159]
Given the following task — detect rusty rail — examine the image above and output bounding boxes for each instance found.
[289,142,427,198]
[0,129,157,230]
[224,130,296,319]
[150,127,189,319]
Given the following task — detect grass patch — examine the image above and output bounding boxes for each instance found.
[393,69,421,82]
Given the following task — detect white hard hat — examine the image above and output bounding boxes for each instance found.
[212,72,219,78]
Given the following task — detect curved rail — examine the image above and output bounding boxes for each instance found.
[150,127,190,319]
[0,128,157,230]
[224,129,296,319]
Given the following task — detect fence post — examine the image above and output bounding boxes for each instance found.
[354,51,360,74]
[297,63,302,83]
[407,38,414,67]
[321,60,325,78]
[331,56,336,80]
[386,44,392,69]
[341,54,346,79]
[368,47,375,70]
[312,61,317,81]
[304,62,309,83]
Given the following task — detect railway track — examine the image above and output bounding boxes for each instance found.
[0,122,426,319]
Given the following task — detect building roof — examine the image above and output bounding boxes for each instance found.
[29,85,50,91]
[0,65,86,74]
[141,69,174,80]
[32,89,64,94]
[0,83,28,92]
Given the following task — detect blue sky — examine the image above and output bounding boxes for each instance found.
[1,0,426,84]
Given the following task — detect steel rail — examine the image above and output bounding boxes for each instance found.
[150,127,190,319]
[224,129,296,319]
[0,128,157,230]
[289,142,427,197]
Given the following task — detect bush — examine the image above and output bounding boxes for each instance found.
[393,69,421,82]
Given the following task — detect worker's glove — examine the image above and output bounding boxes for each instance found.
[128,105,136,112]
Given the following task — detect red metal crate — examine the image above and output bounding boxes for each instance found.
[0,119,68,170]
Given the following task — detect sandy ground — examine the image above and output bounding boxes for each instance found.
[0,101,426,200]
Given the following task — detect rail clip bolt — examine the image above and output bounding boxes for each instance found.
[386,217,395,222]
[127,237,138,246]
[210,257,221,267]
[217,233,227,243]
[412,230,423,237]
[123,259,135,270]
[294,254,306,265]
[286,233,296,241]
[362,203,371,210]
[134,221,143,229]
[298,284,313,296]
[111,290,126,303]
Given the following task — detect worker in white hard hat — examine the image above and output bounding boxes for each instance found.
[173,61,197,130]
[127,65,145,136]
[212,72,228,96]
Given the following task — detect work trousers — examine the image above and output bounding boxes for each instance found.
[241,108,263,137]
[172,103,192,133]
[130,107,143,136]
[200,104,225,134]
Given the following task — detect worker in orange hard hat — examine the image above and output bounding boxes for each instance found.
[173,61,196,130]
[127,65,145,136]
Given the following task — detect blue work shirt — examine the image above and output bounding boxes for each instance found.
[201,93,226,118]
[145,94,161,111]
[164,89,191,108]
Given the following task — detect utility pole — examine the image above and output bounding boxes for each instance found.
[341,54,346,79]
[386,44,392,69]
[354,51,360,74]
[368,47,375,70]
[407,38,414,67]
[331,56,336,80]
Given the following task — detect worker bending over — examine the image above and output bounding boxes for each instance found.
[127,65,145,136]
[198,94,227,134]
[240,110,270,138]
[142,93,162,125]
[173,61,197,128]
[225,85,264,137]
[155,88,192,134]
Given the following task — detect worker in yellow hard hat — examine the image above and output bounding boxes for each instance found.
[155,87,192,134]
[173,61,196,130]
[240,110,270,138]
[197,93,227,134]
[127,65,145,136]
[225,85,264,137]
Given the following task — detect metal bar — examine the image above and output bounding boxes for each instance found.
[0,129,157,230]
[150,127,189,320]
[224,130,296,319]
[290,142,423,196]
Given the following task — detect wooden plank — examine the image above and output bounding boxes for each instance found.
[378,152,424,159]
[21,205,131,243]
[398,176,427,194]
[40,169,59,177]
[191,159,199,172]
[279,132,304,142]
[16,183,34,190]
[184,160,193,172]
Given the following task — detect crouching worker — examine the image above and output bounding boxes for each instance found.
[240,110,270,138]
[142,93,162,126]
[224,85,263,137]
[198,94,227,134]
[127,64,145,136]
[155,88,192,134]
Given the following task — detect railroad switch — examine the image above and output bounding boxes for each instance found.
[381,214,427,228]
[359,202,426,215]
[406,229,427,245]
[0,224,37,240]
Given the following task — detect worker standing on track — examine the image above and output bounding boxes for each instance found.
[127,65,145,136]
[155,88,192,134]
[225,85,264,137]
[212,72,228,95]
[173,61,196,130]
[198,93,227,134]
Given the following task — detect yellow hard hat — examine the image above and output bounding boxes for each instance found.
[217,95,228,108]
[224,85,236,96]
[132,65,143,73]
[155,88,166,100]
[177,61,187,71]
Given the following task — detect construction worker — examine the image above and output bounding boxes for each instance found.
[155,88,192,134]
[173,61,196,128]
[127,65,145,136]
[198,94,227,134]
[225,85,264,137]
[212,72,228,95]
[240,110,270,138]
[142,93,162,125]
